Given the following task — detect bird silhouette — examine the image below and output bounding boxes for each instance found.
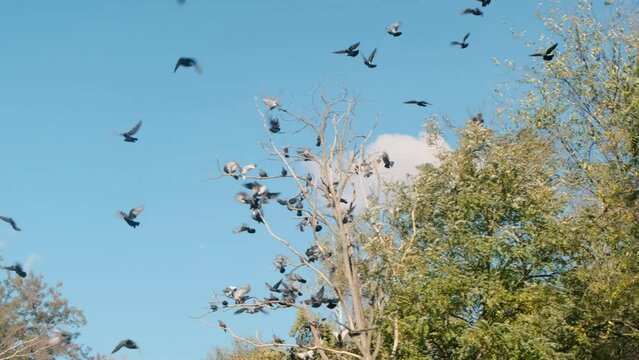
[174,57,201,73]
[112,339,138,354]
[363,48,378,68]
[462,8,483,16]
[117,206,144,228]
[0,216,21,231]
[382,152,394,168]
[120,120,142,143]
[269,118,281,133]
[233,223,256,234]
[387,22,402,37]
[530,43,558,61]
[478,0,491,6]
[333,42,360,57]
[404,100,431,107]
[451,33,470,48]
[2,263,26,278]
[218,320,227,332]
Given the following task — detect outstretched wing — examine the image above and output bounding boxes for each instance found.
[173,59,182,73]
[333,49,348,54]
[112,340,126,354]
[368,48,377,62]
[463,32,470,42]
[451,41,461,46]
[404,100,417,104]
[125,120,142,136]
[129,206,144,218]
[348,42,360,51]
[546,42,558,55]
[389,22,401,32]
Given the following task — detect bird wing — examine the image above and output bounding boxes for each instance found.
[194,62,203,74]
[116,211,127,219]
[173,59,182,73]
[368,48,377,62]
[348,42,360,51]
[129,206,144,218]
[112,340,125,354]
[463,32,470,42]
[333,49,348,54]
[529,53,543,57]
[546,42,558,55]
[125,120,142,136]
[382,152,390,162]
[451,41,461,46]
[404,100,417,104]
[390,22,401,32]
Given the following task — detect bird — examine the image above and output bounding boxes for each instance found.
[120,120,142,143]
[174,57,201,73]
[0,216,21,231]
[280,167,288,177]
[363,48,378,68]
[462,8,483,16]
[233,285,251,303]
[530,43,558,61]
[269,118,281,133]
[266,279,283,292]
[218,320,227,332]
[381,152,394,168]
[471,113,484,124]
[259,169,268,178]
[316,135,321,147]
[289,273,307,283]
[478,0,491,6]
[241,164,257,179]
[273,334,284,345]
[224,161,240,179]
[263,97,279,110]
[252,209,264,223]
[282,146,290,158]
[233,223,256,234]
[2,263,26,278]
[117,206,144,228]
[273,255,288,273]
[333,42,360,57]
[49,329,72,346]
[451,33,470,49]
[111,339,139,354]
[404,100,431,107]
[387,22,402,37]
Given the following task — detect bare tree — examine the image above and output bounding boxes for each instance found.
[205,91,416,360]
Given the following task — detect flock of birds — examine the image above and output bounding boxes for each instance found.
[0,0,563,357]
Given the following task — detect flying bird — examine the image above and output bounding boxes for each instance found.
[462,8,483,16]
[381,152,394,169]
[117,206,144,228]
[263,97,279,110]
[362,48,377,68]
[0,216,21,231]
[451,33,470,48]
[174,57,201,73]
[49,329,72,346]
[233,223,256,234]
[530,43,558,61]
[478,0,491,6]
[387,22,402,37]
[2,263,26,278]
[120,120,142,143]
[404,100,431,107]
[112,339,139,354]
[333,42,360,57]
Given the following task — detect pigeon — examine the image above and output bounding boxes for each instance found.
[269,118,281,133]
[289,273,307,284]
[283,146,290,158]
[174,57,201,73]
[530,43,558,61]
[259,169,268,178]
[263,97,279,110]
[297,148,314,161]
[273,255,288,273]
[404,100,431,107]
[241,164,257,178]
[280,167,288,177]
[363,48,378,68]
[316,136,322,147]
[2,263,26,278]
[333,42,360,57]
[233,223,256,234]
[478,0,491,6]
[266,279,283,292]
[120,120,142,143]
[218,320,227,332]
[471,112,484,124]
[233,285,251,303]
[117,206,144,228]
[111,339,139,354]
[462,8,483,16]
[387,22,402,37]
[451,33,470,48]
[303,286,326,308]
[0,216,21,231]
[381,152,394,168]
[224,161,240,179]
[49,329,72,346]
[252,209,264,223]
[273,335,284,345]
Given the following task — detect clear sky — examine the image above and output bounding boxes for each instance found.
[0,0,582,358]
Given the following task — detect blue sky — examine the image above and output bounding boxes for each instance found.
[0,0,573,358]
